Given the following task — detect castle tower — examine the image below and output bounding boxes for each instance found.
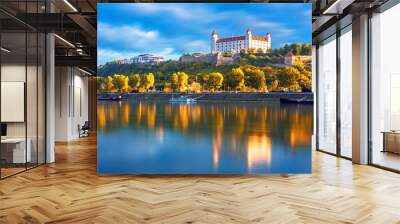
[245,28,252,50]
[211,30,218,53]
[266,32,271,49]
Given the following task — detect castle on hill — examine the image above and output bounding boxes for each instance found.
[211,29,271,54]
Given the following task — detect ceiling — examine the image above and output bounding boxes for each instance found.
[0,0,393,73]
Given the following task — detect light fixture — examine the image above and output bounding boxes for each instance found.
[322,0,355,15]
[63,0,78,12]
[54,34,75,48]
[1,47,11,53]
[78,67,93,76]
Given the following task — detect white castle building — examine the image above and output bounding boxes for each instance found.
[211,29,271,54]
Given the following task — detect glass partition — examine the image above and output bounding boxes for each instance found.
[370,3,400,171]
[339,26,352,158]
[1,30,28,177]
[0,1,46,179]
[317,35,337,154]
[27,30,38,169]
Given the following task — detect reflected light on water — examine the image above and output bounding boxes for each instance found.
[98,105,106,130]
[147,104,156,129]
[156,126,164,143]
[122,103,130,126]
[247,135,271,170]
[97,101,313,174]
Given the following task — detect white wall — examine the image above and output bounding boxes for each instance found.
[1,64,26,138]
[54,67,89,141]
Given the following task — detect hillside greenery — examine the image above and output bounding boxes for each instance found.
[97,44,312,93]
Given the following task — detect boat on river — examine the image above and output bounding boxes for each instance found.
[280,96,313,104]
[169,95,196,103]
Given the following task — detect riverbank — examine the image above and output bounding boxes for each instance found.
[98,92,313,102]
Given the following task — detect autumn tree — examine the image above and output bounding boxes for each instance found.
[188,81,202,93]
[269,80,279,92]
[104,76,114,92]
[111,74,130,92]
[227,67,245,91]
[163,82,172,92]
[205,72,224,92]
[129,74,141,91]
[96,77,105,93]
[278,67,302,92]
[245,68,266,91]
[142,73,155,91]
[170,73,179,91]
[171,72,189,92]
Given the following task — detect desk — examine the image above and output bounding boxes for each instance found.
[1,138,31,163]
[382,131,400,154]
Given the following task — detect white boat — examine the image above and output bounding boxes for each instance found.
[169,95,196,103]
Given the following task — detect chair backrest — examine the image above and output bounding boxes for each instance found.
[82,121,90,129]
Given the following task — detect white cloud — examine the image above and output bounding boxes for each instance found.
[127,4,208,20]
[98,22,159,47]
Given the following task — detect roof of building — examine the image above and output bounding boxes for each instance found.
[211,30,217,36]
[216,36,246,43]
[252,36,269,42]
[216,35,270,43]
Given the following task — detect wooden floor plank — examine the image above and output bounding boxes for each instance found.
[0,135,400,223]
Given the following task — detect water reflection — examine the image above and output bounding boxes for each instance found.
[98,100,313,174]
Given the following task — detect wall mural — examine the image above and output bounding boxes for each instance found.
[97,3,312,174]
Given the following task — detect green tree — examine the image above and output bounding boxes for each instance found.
[223,52,232,57]
[301,44,312,55]
[257,48,264,54]
[227,67,245,90]
[128,74,141,90]
[142,73,155,91]
[206,72,224,92]
[292,43,302,55]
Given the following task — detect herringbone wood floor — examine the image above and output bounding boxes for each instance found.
[1,136,400,224]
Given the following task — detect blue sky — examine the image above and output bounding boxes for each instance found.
[98,3,311,65]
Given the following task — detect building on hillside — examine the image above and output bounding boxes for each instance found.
[283,51,311,66]
[117,54,164,65]
[211,29,271,54]
[132,54,164,65]
[119,58,133,64]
